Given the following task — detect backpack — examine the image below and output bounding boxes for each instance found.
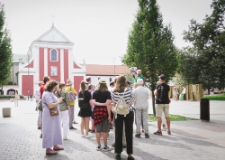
[68,87,76,102]
[113,92,130,119]
[78,91,89,109]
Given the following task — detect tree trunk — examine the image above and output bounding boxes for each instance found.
[151,90,156,116]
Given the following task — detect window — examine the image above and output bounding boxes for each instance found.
[50,49,58,61]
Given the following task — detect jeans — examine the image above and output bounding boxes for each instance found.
[115,111,134,154]
[69,105,74,128]
[60,110,69,138]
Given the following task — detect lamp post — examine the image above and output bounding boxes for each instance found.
[27,48,31,100]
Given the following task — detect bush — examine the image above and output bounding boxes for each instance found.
[7,81,13,85]
[203,94,225,100]
[0,95,25,99]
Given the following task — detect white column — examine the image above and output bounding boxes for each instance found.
[60,48,64,82]
[68,48,73,81]
[34,46,39,82]
[44,48,48,76]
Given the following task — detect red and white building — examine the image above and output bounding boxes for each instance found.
[18,26,86,96]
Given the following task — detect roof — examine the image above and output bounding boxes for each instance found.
[32,25,74,45]
[86,64,130,76]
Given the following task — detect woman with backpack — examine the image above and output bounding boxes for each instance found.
[78,81,92,138]
[111,75,135,160]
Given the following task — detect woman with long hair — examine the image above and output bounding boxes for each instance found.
[111,75,135,160]
[78,81,92,138]
[92,78,112,152]
[56,82,70,140]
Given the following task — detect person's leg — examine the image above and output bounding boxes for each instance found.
[122,121,126,146]
[69,105,74,128]
[124,111,134,157]
[95,122,102,149]
[80,118,85,135]
[115,114,123,154]
[84,117,90,135]
[61,110,69,138]
[37,111,41,128]
[135,110,141,135]
[141,110,144,131]
[161,112,166,129]
[164,104,171,134]
[154,104,163,135]
[143,110,149,134]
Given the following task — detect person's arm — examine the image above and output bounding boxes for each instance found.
[106,99,111,121]
[154,89,157,96]
[92,100,106,106]
[47,98,63,109]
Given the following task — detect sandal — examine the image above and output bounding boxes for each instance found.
[167,131,171,135]
[153,131,162,136]
[53,145,64,151]
[46,148,57,155]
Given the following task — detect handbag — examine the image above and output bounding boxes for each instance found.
[50,107,59,116]
[68,87,76,102]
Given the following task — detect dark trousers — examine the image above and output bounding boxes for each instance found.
[115,111,134,154]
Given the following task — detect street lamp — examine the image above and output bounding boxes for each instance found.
[27,48,31,100]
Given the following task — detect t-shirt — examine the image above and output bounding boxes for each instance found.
[156,83,170,104]
[40,84,45,99]
[133,74,144,83]
[65,86,77,105]
[93,90,111,107]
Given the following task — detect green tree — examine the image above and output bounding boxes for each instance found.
[183,0,225,93]
[0,3,12,87]
[123,0,178,115]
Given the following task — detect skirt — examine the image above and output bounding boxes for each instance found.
[78,107,92,117]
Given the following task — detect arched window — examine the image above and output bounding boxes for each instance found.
[50,49,58,61]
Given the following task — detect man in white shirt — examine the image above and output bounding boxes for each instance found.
[132,79,150,138]
[35,81,43,129]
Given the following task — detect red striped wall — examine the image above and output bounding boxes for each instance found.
[39,48,44,81]
[64,49,69,82]
[74,76,84,93]
[22,75,34,96]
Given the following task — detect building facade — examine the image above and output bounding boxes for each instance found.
[18,26,86,96]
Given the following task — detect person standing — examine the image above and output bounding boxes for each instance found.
[39,76,50,138]
[92,78,112,152]
[132,79,150,138]
[65,79,78,129]
[78,81,92,138]
[42,80,64,155]
[35,81,44,129]
[111,75,135,160]
[14,90,20,107]
[154,74,171,136]
[88,84,95,133]
[56,82,70,140]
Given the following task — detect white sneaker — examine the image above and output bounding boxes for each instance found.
[63,137,68,140]
[85,134,93,138]
[96,145,102,151]
[81,134,85,138]
[102,146,113,152]
[162,127,167,131]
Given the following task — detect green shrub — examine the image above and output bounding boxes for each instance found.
[0,95,25,99]
[148,114,197,121]
[203,94,225,100]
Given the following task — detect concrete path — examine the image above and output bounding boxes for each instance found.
[0,99,224,160]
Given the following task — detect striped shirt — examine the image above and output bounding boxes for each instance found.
[111,88,133,111]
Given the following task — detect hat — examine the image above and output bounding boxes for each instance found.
[66,79,73,85]
[159,74,166,80]
[137,79,144,85]
[98,78,106,84]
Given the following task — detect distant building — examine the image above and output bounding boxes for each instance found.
[11,26,129,96]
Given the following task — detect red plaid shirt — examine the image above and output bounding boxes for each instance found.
[93,106,108,125]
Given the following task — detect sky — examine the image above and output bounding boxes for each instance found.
[1,0,213,65]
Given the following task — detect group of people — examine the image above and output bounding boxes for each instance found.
[35,70,171,160]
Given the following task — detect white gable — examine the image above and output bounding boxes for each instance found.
[33,26,74,45]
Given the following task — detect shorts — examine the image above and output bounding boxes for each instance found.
[156,104,169,117]
[95,118,109,133]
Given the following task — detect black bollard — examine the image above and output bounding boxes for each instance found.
[200,98,210,121]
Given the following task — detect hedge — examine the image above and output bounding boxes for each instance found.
[0,95,25,99]
[203,94,225,100]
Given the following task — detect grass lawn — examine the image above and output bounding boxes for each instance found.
[148,114,197,121]
[203,94,225,100]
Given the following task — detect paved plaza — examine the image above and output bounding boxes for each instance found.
[0,99,225,160]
